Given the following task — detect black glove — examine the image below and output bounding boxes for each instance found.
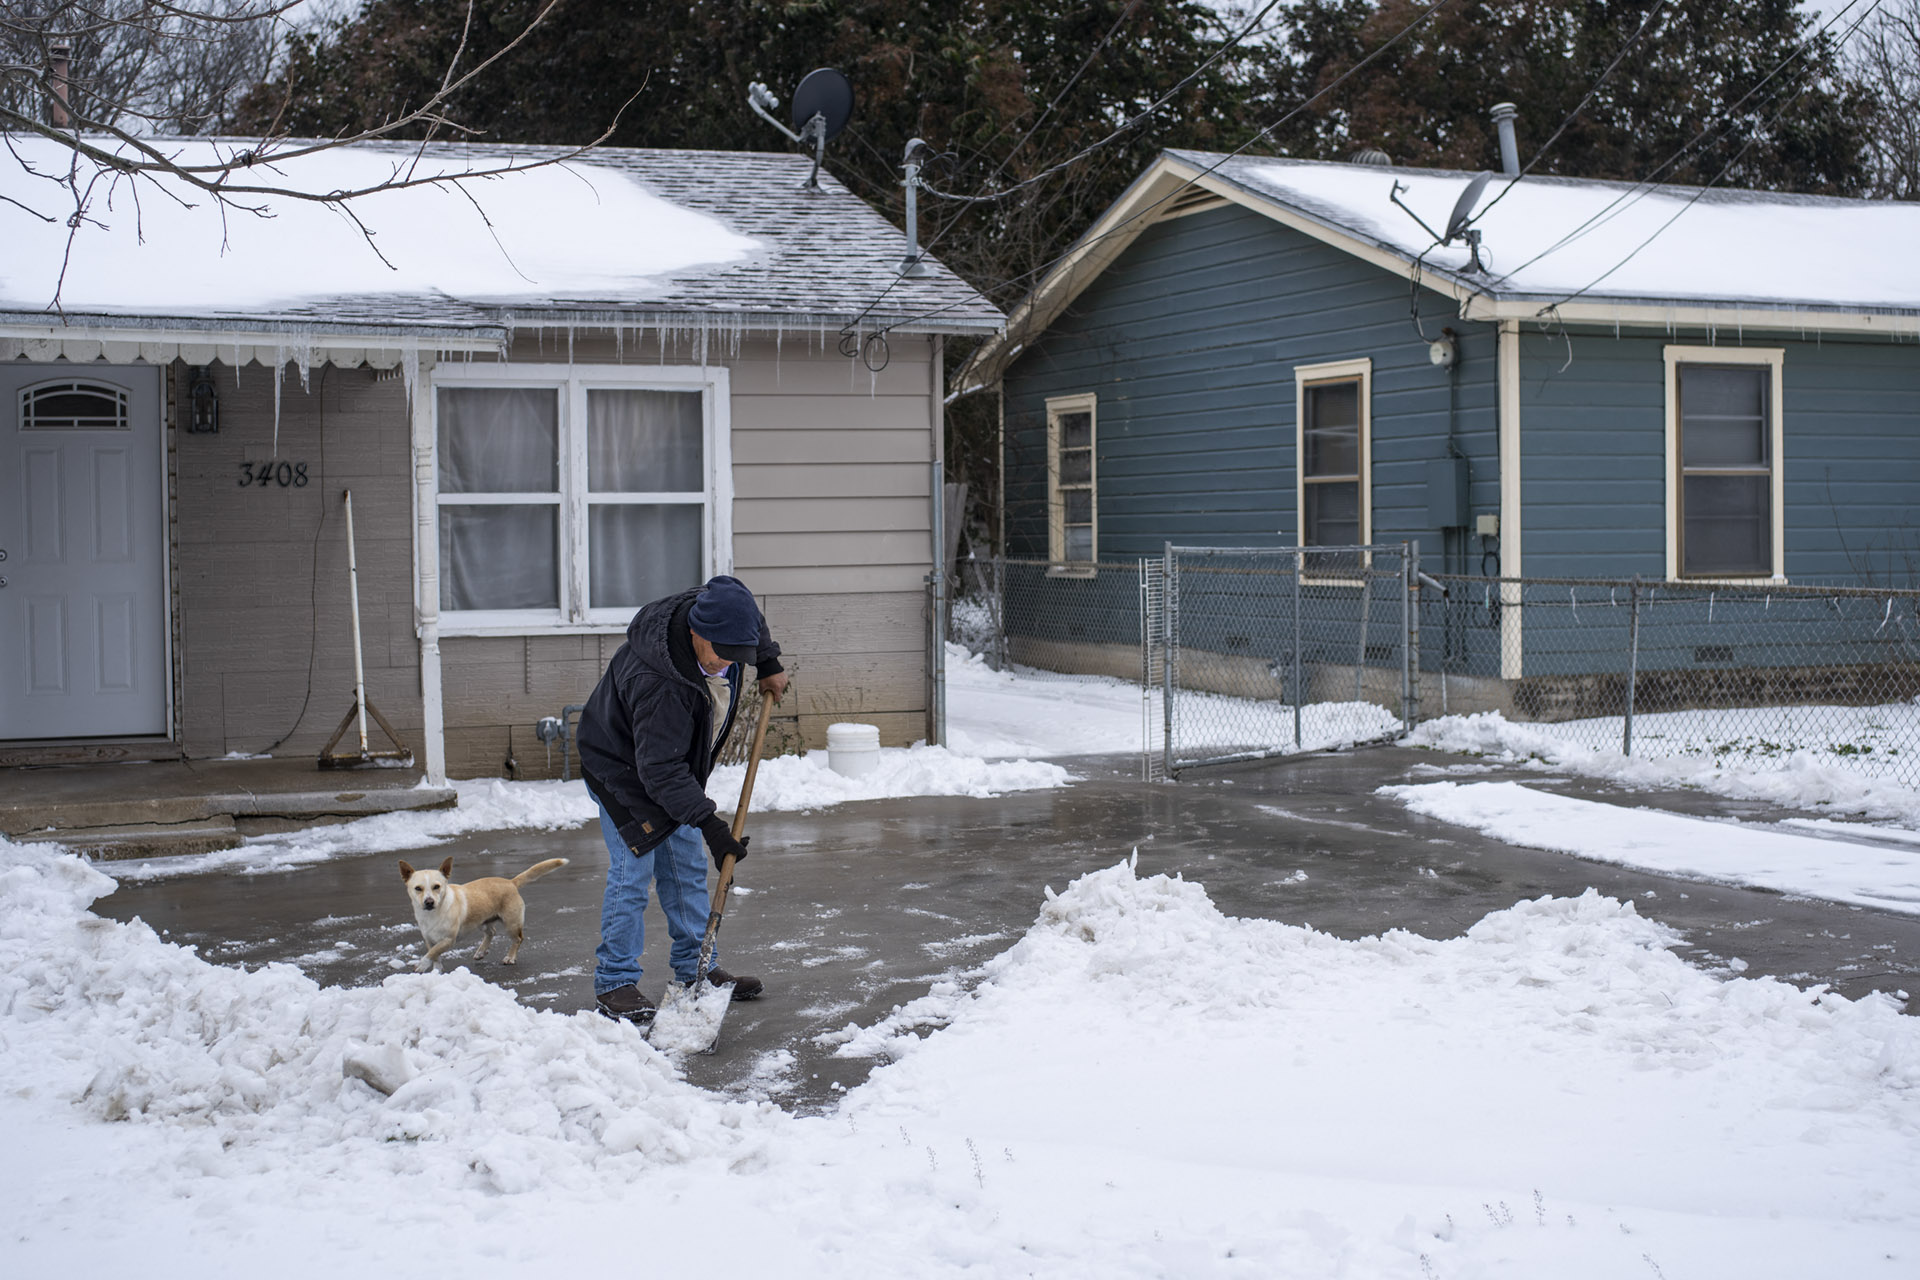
[699,815,749,869]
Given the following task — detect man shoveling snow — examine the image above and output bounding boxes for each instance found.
[575,575,788,1026]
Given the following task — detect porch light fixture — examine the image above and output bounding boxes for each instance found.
[188,365,219,433]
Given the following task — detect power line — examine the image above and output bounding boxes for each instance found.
[855,0,1463,347]
[837,0,1290,346]
[1474,0,1882,306]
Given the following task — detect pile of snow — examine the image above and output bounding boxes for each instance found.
[1385,780,1920,914]
[1409,708,1920,825]
[6,841,1920,1274]
[708,742,1066,813]
[0,842,773,1197]
[0,135,758,314]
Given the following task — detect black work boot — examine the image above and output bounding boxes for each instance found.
[595,983,657,1024]
[704,968,764,1001]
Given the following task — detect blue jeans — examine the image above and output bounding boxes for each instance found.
[593,803,714,994]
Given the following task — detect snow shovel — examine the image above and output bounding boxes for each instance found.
[646,690,774,1056]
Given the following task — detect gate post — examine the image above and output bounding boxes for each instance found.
[1624,576,1641,756]
[1403,543,1418,729]
[1162,542,1177,778]
[1291,548,1304,749]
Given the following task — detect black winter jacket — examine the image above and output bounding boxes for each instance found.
[576,584,782,855]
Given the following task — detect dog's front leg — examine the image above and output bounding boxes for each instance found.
[417,937,457,972]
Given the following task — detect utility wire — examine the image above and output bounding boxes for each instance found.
[838,0,1289,345]
[1472,0,1882,304]
[855,0,1462,349]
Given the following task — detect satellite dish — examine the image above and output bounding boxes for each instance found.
[791,68,854,142]
[1443,171,1493,243]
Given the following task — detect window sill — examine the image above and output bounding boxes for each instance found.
[435,616,633,638]
[1666,574,1789,587]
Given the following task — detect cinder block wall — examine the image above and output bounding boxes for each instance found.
[172,362,423,759]
[439,331,935,779]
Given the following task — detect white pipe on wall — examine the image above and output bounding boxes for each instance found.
[409,369,447,783]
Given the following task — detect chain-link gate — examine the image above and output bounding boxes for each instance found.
[1146,545,1415,775]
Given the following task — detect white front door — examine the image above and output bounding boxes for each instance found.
[0,364,168,740]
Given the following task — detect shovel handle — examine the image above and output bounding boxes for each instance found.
[708,691,774,915]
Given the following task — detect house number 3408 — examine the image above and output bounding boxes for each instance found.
[237,461,310,488]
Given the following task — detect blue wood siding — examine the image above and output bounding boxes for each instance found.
[1517,330,1920,584]
[1003,203,1499,571]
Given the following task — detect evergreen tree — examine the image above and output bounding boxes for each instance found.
[1247,0,1872,194]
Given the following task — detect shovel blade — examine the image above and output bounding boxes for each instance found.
[645,978,735,1056]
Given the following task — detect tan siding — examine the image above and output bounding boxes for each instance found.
[731,564,932,594]
[732,394,926,432]
[733,496,928,534]
[172,363,420,760]
[733,428,929,466]
[733,461,928,500]
[735,529,930,570]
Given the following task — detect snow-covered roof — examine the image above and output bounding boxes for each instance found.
[0,135,1001,342]
[1178,149,1920,316]
[959,148,1920,392]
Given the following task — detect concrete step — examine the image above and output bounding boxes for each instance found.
[13,816,243,860]
[0,784,457,837]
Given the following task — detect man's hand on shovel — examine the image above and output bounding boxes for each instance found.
[699,815,749,870]
[758,670,789,703]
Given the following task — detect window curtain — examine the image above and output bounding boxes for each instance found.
[437,387,559,611]
[587,389,704,608]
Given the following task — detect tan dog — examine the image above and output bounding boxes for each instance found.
[397,855,569,973]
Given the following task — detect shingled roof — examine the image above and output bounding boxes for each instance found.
[0,136,1001,344]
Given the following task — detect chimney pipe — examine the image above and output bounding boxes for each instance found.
[1489,102,1519,178]
[47,40,71,130]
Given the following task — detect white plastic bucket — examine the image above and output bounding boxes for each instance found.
[826,722,882,778]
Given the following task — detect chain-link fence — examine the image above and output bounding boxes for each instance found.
[954,555,1160,770]
[953,553,1920,792]
[1418,576,1920,789]
[1153,546,1412,773]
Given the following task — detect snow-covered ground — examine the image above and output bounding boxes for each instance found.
[1385,779,1920,914]
[945,642,1402,759]
[110,747,1067,882]
[5,841,1918,1277]
[1410,706,1920,826]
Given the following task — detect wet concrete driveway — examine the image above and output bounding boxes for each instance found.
[96,747,1920,1113]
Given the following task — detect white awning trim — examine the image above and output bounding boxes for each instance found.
[0,331,497,369]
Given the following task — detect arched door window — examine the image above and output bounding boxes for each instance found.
[20,379,131,431]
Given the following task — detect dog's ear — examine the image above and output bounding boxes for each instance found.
[439,856,454,877]
[398,861,415,881]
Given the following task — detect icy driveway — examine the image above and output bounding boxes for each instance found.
[94,747,1920,1110]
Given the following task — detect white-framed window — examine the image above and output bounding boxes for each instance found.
[1046,393,1097,572]
[431,363,732,633]
[1294,358,1371,557]
[1664,346,1784,582]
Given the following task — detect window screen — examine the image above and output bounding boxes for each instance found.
[1679,365,1770,576]
[1050,405,1095,563]
[1302,379,1362,548]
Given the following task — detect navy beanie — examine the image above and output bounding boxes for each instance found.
[688,576,759,659]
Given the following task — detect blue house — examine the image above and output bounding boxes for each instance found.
[959,151,1920,706]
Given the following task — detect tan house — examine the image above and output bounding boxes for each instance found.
[0,138,1000,784]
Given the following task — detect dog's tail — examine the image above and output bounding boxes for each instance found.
[512,857,569,887]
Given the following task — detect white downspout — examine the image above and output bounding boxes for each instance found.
[410,370,447,783]
[930,334,947,747]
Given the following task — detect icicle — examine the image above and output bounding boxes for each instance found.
[567,323,574,367]
[1878,598,1892,634]
[1569,587,1577,619]
[1708,592,1715,624]
[401,335,420,417]
[270,355,294,453]
[774,316,784,383]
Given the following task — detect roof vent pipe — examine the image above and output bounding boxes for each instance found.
[1489,102,1519,178]
[47,40,71,130]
